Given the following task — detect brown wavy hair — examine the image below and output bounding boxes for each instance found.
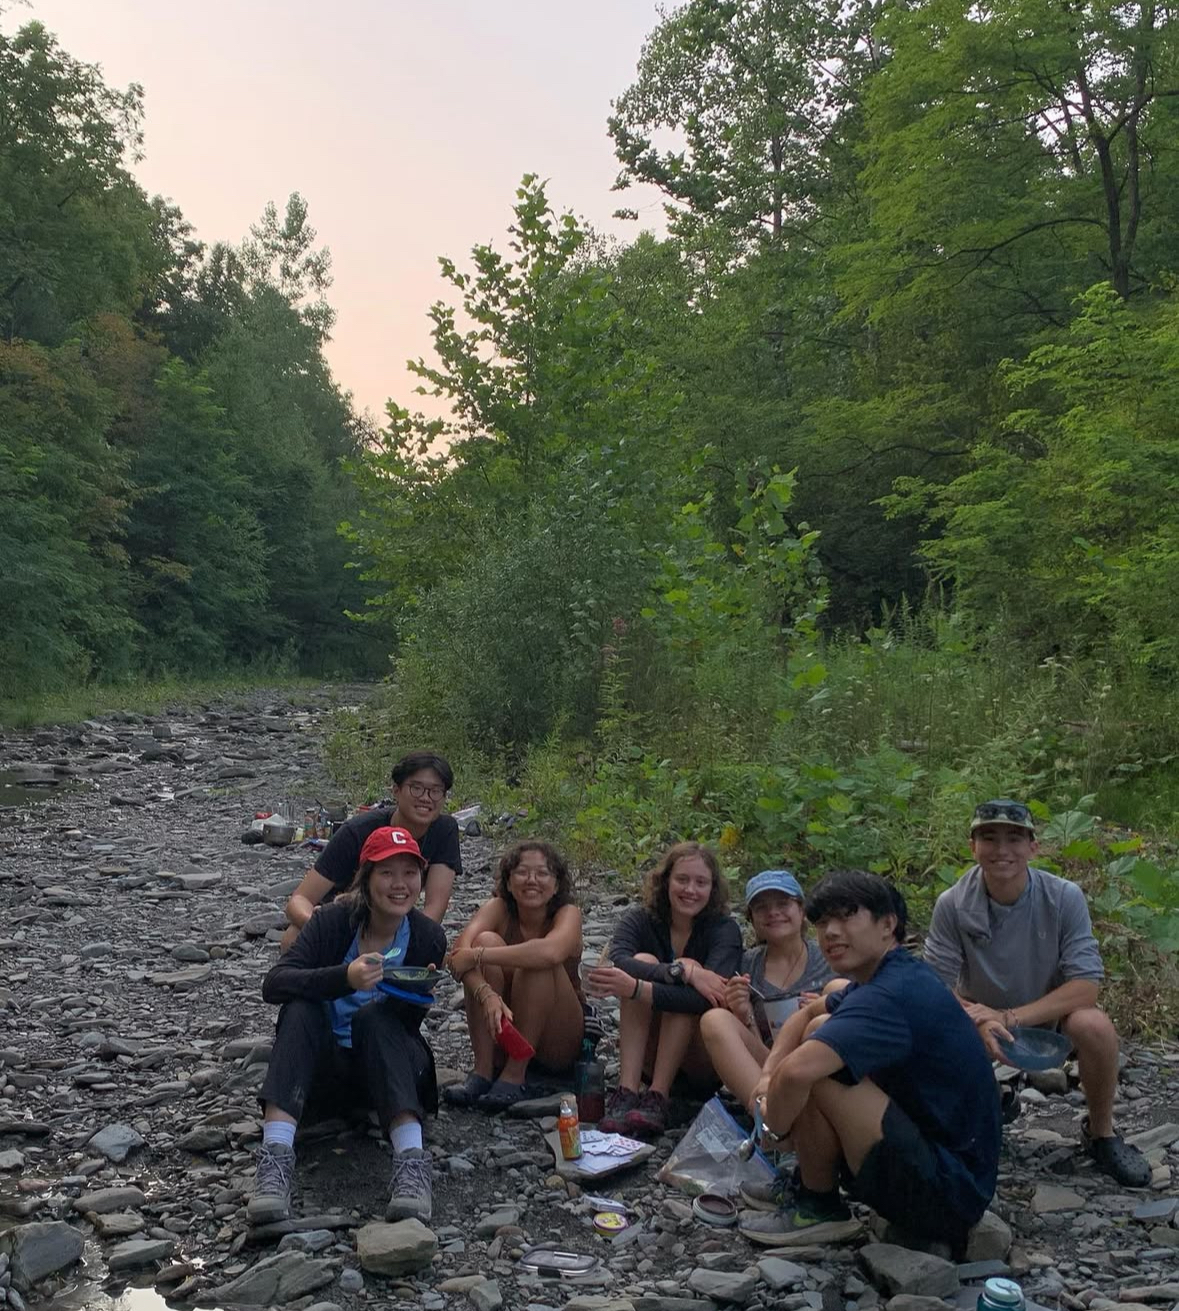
[643,842,728,924]
[494,841,575,920]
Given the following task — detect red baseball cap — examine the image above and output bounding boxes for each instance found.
[359,826,427,869]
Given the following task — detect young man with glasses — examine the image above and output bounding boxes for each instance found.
[924,799,1150,1188]
[282,752,462,948]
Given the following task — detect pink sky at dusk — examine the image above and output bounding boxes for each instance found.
[21,0,668,420]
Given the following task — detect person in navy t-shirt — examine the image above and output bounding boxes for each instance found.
[740,870,1000,1252]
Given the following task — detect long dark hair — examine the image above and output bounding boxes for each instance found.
[643,842,728,924]
[494,841,575,920]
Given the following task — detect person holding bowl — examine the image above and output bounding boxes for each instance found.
[249,826,445,1226]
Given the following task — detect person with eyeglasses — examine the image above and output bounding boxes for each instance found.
[923,799,1150,1188]
[282,751,462,950]
[442,842,585,1111]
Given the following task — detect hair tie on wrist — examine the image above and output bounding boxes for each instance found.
[632,977,642,1000]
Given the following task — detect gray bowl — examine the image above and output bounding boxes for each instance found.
[997,1026,1071,1071]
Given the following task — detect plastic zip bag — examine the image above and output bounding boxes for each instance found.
[657,1096,775,1197]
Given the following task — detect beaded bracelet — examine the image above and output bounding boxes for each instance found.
[473,982,493,1005]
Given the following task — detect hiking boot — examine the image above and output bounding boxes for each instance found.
[598,1086,640,1134]
[739,1193,862,1246]
[1082,1117,1151,1188]
[740,1162,800,1212]
[247,1142,296,1225]
[386,1147,433,1221]
[624,1089,670,1137]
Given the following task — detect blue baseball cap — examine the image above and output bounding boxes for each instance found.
[744,869,804,909]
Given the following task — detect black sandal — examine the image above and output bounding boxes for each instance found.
[475,1079,529,1112]
[442,1072,493,1107]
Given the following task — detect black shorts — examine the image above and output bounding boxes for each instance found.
[846,1100,979,1246]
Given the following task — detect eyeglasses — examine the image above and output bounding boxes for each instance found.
[512,865,556,883]
[971,800,1033,828]
[403,781,446,800]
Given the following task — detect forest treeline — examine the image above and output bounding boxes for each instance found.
[1,20,381,695]
[336,0,1179,976]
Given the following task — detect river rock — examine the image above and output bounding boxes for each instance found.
[470,1280,505,1311]
[107,1237,176,1272]
[965,1211,1013,1261]
[209,1251,334,1304]
[0,1221,84,1289]
[73,1186,147,1215]
[686,1268,758,1304]
[1032,1184,1085,1213]
[356,1219,437,1275]
[88,1122,146,1162]
[859,1244,959,1298]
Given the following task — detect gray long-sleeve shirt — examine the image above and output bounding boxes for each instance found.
[923,865,1103,1010]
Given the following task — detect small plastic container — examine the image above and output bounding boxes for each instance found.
[692,1193,738,1227]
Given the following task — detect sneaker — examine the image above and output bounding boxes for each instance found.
[247,1141,296,1225]
[624,1089,670,1137]
[386,1147,433,1221]
[598,1086,640,1134]
[740,1163,799,1212]
[1082,1117,1151,1188]
[739,1194,862,1246]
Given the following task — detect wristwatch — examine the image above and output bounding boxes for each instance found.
[667,961,686,984]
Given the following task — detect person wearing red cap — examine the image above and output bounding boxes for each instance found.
[249,826,446,1226]
[443,841,585,1110]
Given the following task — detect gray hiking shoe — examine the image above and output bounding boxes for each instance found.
[386,1147,433,1221]
[247,1141,296,1224]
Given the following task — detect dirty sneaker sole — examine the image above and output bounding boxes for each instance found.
[739,1215,862,1246]
[386,1197,432,1222]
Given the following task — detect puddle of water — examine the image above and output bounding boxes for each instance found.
[46,1278,219,1311]
[0,769,78,807]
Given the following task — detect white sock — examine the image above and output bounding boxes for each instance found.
[262,1119,296,1149]
[389,1120,423,1154]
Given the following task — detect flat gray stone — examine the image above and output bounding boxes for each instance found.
[148,963,212,989]
[1031,1184,1085,1214]
[107,1238,175,1272]
[177,1126,228,1153]
[93,1211,145,1239]
[1135,1198,1179,1222]
[965,1211,1012,1261]
[859,1244,959,1299]
[210,1251,334,1304]
[1127,1123,1179,1154]
[356,1219,437,1275]
[74,1186,147,1215]
[277,1229,335,1254]
[758,1256,808,1290]
[0,1149,25,1170]
[470,1280,505,1311]
[687,1268,758,1305]
[563,1299,634,1311]
[475,1205,520,1237]
[0,1221,85,1290]
[886,1299,955,1311]
[634,1300,718,1311]
[88,1122,146,1163]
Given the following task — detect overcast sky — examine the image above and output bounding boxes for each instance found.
[22,0,668,419]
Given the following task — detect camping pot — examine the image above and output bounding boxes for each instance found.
[262,818,296,846]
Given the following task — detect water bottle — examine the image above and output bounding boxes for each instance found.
[574,1043,605,1123]
[978,1278,1026,1311]
[558,1093,583,1160]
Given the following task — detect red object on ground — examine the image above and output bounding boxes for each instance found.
[496,1018,536,1062]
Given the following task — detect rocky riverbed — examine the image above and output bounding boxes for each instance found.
[2,689,1179,1311]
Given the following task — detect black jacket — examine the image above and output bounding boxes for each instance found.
[608,905,742,1014]
[262,903,446,1025]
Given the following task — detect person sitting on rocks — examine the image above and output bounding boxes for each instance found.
[585,842,742,1138]
[700,869,837,1119]
[282,750,461,949]
[442,841,585,1111]
[923,798,1151,1188]
[740,870,1000,1253]
[250,825,446,1227]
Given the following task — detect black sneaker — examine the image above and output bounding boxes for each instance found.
[1082,1117,1151,1188]
[247,1142,296,1224]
